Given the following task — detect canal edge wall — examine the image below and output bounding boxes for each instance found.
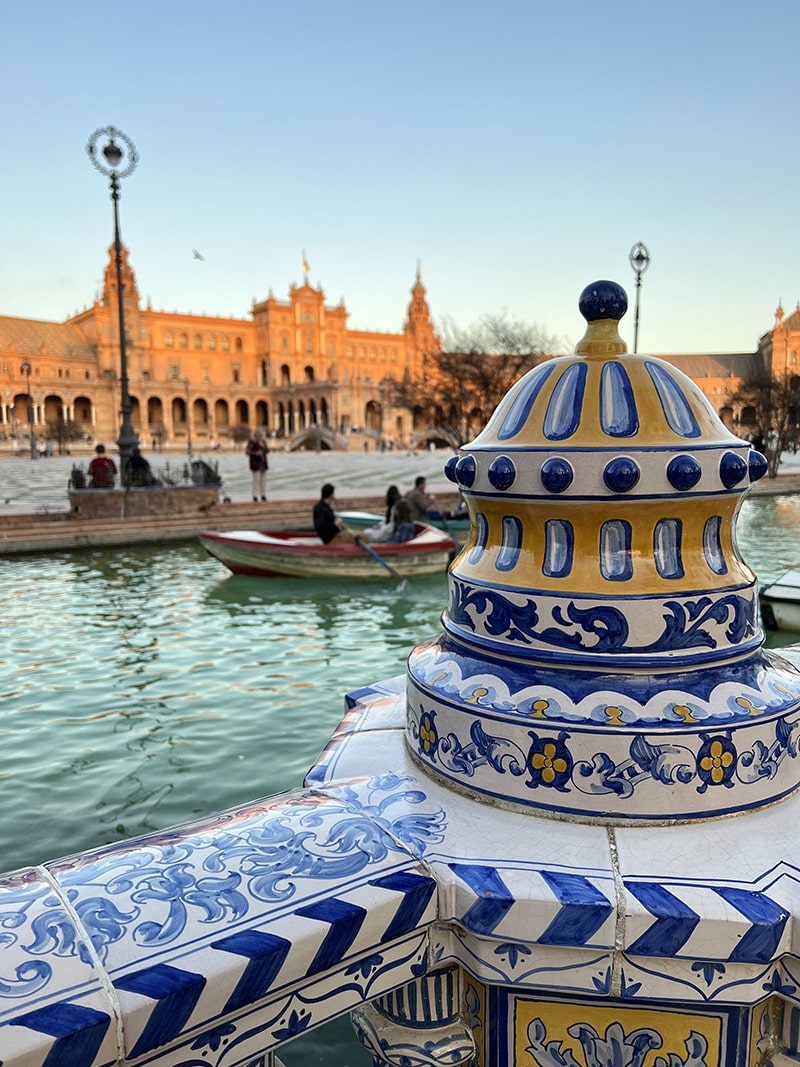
[0,490,463,555]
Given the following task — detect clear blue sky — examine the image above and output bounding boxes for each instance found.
[2,0,797,355]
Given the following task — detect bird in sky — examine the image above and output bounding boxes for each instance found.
[192,249,205,261]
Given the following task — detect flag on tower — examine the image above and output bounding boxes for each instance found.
[302,250,310,281]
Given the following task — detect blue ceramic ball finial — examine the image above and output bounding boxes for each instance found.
[578,281,628,322]
[575,281,628,357]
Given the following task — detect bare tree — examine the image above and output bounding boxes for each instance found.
[731,371,800,477]
[230,424,251,444]
[389,312,564,446]
[46,416,87,456]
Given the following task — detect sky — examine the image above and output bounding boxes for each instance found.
[2,0,799,356]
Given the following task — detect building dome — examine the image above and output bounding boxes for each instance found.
[406,281,800,823]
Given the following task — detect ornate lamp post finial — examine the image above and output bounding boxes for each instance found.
[628,241,650,353]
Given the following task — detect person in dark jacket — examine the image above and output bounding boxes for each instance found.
[312,484,355,544]
[125,446,157,486]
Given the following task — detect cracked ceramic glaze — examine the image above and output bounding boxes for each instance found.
[406,280,795,821]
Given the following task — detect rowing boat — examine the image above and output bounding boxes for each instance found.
[200,523,455,578]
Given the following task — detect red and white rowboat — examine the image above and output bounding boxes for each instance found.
[199,523,455,578]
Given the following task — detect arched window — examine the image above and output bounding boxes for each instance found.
[740,405,756,427]
[179,333,188,349]
[304,365,314,383]
[164,331,174,347]
[235,337,243,353]
[194,334,202,350]
[222,336,230,352]
[208,335,217,350]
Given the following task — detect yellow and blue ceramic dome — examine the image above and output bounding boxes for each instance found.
[406,281,800,822]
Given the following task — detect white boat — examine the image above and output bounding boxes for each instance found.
[200,523,455,578]
[760,567,800,631]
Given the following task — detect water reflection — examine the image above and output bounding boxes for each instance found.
[0,544,447,873]
[736,495,800,584]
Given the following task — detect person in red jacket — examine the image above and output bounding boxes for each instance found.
[88,444,117,488]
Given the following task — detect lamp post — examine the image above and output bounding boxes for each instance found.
[628,241,650,353]
[86,126,139,483]
[19,359,36,460]
[184,379,193,460]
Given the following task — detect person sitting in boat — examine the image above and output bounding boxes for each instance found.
[125,446,158,486]
[365,484,401,542]
[313,484,356,544]
[88,443,117,489]
[386,499,415,543]
[403,475,438,521]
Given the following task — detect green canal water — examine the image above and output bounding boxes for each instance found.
[2,493,799,1064]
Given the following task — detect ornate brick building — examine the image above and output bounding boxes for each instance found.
[0,249,439,451]
[0,252,793,451]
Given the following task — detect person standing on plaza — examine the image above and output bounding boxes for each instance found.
[88,443,117,488]
[246,429,269,501]
[403,475,437,521]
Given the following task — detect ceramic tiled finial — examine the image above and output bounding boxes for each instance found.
[406,280,794,822]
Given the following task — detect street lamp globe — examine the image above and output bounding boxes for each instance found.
[628,242,650,277]
[102,140,123,169]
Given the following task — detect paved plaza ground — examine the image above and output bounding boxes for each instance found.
[0,446,458,515]
[3,443,800,517]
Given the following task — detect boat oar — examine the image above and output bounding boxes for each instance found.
[351,533,408,591]
[441,515,462,550]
